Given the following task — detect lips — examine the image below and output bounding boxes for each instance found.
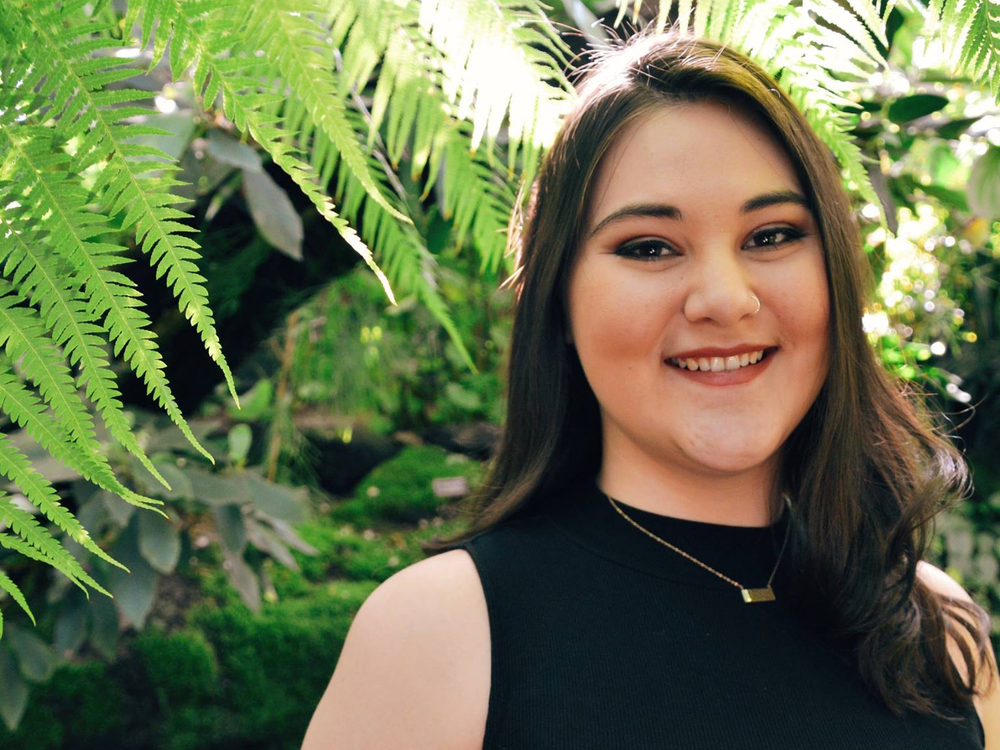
[662,346,779,384]
[668,344,776,359]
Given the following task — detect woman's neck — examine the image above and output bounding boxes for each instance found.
[598,430,782,527]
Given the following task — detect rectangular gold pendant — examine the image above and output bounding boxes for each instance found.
[741,586,775,603]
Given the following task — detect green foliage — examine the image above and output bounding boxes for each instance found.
[0,661,124,750]
[135,628,219,705]
[289,255,510,437]
[0,0,997,743]
[331,444,484,527]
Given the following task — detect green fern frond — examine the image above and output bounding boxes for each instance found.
[725,0,886,222]
[389,0,573,160]
[0,567,34,630]
[1,1,240,411]
[0,491,115,599]
[0,207,169,493]
[333,0,572,174]
[131,0,398,303]
[0,433,126,576]
[0,363,163,514]
[242,0,410,226]
[926,0,1000,96]
[435,129,517,276]
[0,286,164,511]
[0,125,212,466]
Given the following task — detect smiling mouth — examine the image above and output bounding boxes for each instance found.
[665,347,779,372]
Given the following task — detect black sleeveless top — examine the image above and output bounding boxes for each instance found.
[453,479,985,749]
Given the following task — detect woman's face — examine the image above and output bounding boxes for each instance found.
[566,100,830,478]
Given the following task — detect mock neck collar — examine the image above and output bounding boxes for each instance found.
[541,477,795,594]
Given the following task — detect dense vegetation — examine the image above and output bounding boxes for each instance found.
[0,0,998,745]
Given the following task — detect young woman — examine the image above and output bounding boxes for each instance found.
[302,30,998,750]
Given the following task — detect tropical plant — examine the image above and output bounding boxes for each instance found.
[0,0,997,716]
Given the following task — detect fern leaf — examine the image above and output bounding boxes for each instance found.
[243,0,410,226]
[0,125,213,465]
[0,364,163,514]
[0,568,34,628]
[4,1,240,410]
[0,205,170,491]
[132,0,398,303]
[0,493,115,598]
[0,434,126,575]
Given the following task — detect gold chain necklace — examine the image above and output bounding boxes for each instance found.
[605,493,794,603]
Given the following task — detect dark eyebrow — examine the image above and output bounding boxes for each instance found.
[586,190,811,240]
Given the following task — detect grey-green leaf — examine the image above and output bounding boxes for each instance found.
[227,423,253,465]
[108,519,159,628]
[138,510,181,574]
[245,470,307,525]
[967,145,1000,220]
[213,504,247,557]
[207,129,262,172]
[89,594,119,660]
[53,592,88,656]
[242,167,303,260]
[0,648,28,731]
[224,551,261,613]
[6,624,57,682]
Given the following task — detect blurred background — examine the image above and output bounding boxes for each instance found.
[0,0,998,747]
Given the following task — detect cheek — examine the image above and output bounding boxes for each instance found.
[569,276,666,366]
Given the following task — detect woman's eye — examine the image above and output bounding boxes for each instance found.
[614,240,675,261]
[614,227,806,261]
[746,226,806,250]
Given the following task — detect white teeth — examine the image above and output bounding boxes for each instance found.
[668,349,768,372]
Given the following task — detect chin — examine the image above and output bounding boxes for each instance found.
[681,437,777,474]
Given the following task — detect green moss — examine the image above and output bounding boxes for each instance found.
[135,628,219,706]
[179,581,374,749]
[0,662,124,749]
[330,444,483,527]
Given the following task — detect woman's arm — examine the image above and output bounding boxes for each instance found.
[917,560,999,750]
[300,549,490,750]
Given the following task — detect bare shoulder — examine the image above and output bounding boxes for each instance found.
[300,549,490,750]
[917,561,999,750]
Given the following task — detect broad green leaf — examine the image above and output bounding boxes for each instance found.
[244,469,307,524]
[138,510,181,574]
[245,515,297,570]
[0,648,28,731]
[212,504,247,557]
[227,424,253,465]
[886,94,950,123]
[6,623,57,682]
[107,518,158,628]
[242,167,304,260]
[206,129,262,172]
[223,550,261,613]
[53,592,88,656]
[967,145,1000,219]
[178,465,245,506]
[88,593,119,660]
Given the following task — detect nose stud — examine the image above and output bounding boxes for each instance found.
[750,294,761,316]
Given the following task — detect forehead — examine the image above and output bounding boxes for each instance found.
[586,101,805,226]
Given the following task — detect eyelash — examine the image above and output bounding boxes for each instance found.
[614,227,808,262]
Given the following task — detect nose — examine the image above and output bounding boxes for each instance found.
[682,250,758,325]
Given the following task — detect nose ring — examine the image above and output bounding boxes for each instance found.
[750,294,761,316]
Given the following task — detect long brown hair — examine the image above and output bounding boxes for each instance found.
[421,28,993,721]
